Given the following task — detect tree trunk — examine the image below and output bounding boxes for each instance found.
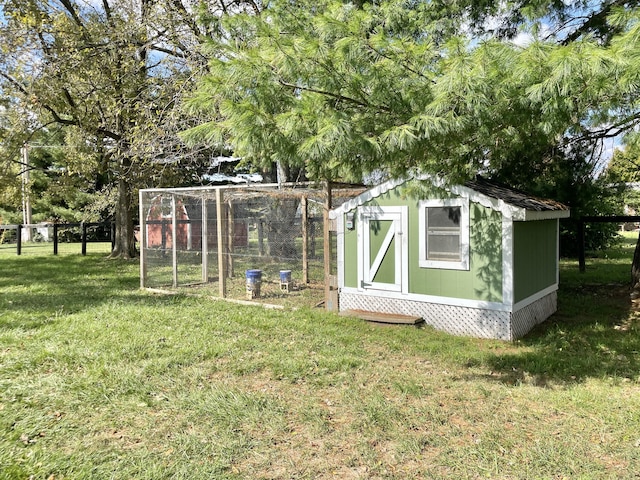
[266,198,298,259]
[110,161,136,259]
[632,230,640,288]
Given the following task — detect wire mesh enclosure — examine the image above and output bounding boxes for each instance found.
[139,183,363,308]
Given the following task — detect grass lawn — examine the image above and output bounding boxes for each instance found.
[1,235,639,479]
[0,241,113,256]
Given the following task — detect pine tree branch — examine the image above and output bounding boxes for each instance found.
[568,114,640,146]
[365,42,435,83]
[266,34,391,113]
[277,79,392,113]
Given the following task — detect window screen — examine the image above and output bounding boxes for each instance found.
[418,198,469,270]
[426,206,461,261]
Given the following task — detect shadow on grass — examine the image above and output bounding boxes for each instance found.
[479,259,640,387]
[5,250,640,387]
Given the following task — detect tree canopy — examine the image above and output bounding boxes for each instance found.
[185,0,640,187]
[606,131,640,184]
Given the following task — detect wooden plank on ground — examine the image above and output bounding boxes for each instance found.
[340,309,424,325]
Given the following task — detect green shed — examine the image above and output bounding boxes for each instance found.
[329,176,570,340]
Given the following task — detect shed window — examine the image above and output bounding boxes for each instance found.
[419,199,469,270]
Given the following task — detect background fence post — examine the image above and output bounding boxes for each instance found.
[578,219,585,273]
[81,222,87,255]
[53,223,58,255]
[16,224,22,255]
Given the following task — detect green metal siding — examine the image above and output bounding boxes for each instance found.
[341,181,503,302]
[344,216,358,288]
[513,219,557,302]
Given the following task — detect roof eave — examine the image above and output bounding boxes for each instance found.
[522,209,571,221]
[328,175,571,220]
[328,177,407,219]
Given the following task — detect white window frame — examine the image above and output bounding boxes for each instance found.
[418,198,470,271]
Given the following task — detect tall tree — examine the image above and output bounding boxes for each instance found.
[0,0,248,257]
[0,107,28,226]
[606,134,640,184]
[1,0,146,256]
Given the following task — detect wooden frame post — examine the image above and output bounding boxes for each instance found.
[324,180,337,311]
[216,188,227,298]
[201,198,209,283]
[171,194,178,288]
[301,196,309,284]
[138,191,146,289]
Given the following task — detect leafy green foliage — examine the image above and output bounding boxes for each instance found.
[186,1,453,181]
[3,0,640,259]
[604,131,640,223]
[187,1,640,183]
[607,149,640,184]
[493,141,623,255]
[0,0,233,255]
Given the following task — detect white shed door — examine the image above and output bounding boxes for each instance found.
[358,206,408,293]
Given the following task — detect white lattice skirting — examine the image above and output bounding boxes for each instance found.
[339,291,557,341]
[511,292,557,340]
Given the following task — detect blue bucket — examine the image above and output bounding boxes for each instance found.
[245,269,262,298]
[279,270,292,284]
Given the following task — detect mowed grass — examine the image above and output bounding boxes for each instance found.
[1,236,640,479]
[0,241,114,256]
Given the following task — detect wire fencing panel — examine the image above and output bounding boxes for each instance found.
[140,190,217,289]
[140,185,362,306]
[224,191,324,291]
